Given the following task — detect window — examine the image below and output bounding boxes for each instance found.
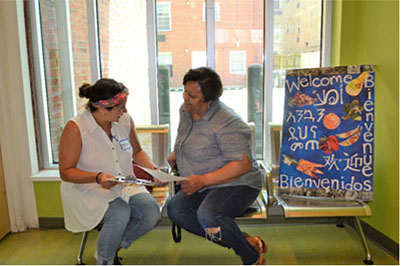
[27,0,329,168]
[213,0,264,157]
[34,0,92,165]
[229,51,246,75]
[156,0,207,146]
[156,2,171,32]
[98,0,152,125]
[28,0,154,167]
[271,0,323,124]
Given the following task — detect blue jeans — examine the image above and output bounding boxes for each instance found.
[167,186,261,265]
[97,193,161,264]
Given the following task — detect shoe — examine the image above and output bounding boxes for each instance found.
[252,255,266,265]
[113,256,122,265]
[243,232,267,265]
[94,251,123,265]
[243,232,267,254]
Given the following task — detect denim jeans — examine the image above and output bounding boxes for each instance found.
[167,186,261,265]
[97,193,161,264]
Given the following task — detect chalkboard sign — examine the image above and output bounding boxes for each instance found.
[279,65,375,201]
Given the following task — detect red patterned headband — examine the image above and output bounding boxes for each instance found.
[91,84,129,108]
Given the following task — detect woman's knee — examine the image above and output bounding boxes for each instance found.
[196,206,219,228]
[130,193,161,223]
[103,199,131,227]
[146,198,161,224]
[167,195,180,220]
[196,207,223,242]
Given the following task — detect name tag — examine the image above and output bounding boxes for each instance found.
[114,137,132,151]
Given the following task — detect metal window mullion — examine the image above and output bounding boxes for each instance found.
[321,0,332,67]
[28,0,53,168]
[263,0,275,162]
[206,0,215,69]
[148,0,159,125]
[55,0,76,122]
[86,0,101,82]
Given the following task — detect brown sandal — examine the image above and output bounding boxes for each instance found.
[243,232,268,254]
[253,255,266,265]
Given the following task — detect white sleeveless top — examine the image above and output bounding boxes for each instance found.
[61,110,148,233]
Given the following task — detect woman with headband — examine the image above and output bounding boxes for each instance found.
[59,78,161,265]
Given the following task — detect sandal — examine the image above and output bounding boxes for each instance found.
[253,254,266,265]
[243,232,268,254]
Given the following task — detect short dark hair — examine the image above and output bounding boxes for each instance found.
[79,78,124,111]
[183,67,223,102]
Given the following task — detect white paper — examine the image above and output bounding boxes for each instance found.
[135,165,187,182]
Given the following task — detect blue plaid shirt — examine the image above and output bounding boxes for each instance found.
[174,100,261,191]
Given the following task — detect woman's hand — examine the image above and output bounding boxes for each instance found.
[153,177,168,186]
[167,152,176,167]
[178,175,205,195]
[97,172,118,189]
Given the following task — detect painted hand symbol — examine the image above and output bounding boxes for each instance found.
[296,159,324,179]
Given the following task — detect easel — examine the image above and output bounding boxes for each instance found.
[268,123,373,265]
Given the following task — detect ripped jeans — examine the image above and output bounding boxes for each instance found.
[167,186,260,265]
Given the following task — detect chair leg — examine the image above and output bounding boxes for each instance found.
[77,231,89,265]
[354,217,374,265]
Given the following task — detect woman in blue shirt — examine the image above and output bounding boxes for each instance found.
[167,67,267,265]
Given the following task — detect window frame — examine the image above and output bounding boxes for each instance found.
[28,0,331,170]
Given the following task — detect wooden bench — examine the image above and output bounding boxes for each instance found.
[266,123,373,265]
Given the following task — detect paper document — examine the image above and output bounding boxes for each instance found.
[108,176,155,186]
[135,165,187,182]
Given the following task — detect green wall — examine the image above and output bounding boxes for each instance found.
[331,0,399,243]
[33,182,63,217]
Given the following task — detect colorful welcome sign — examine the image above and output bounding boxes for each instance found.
[279,65,375,201]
